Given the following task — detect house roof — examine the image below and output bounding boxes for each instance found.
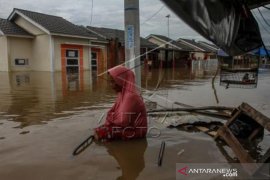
[8,8,99,39]
[0,18,33,37]
[198,41,219,51]
[177,38,211,52]
[147,34,195,51]
[87,26,157,48]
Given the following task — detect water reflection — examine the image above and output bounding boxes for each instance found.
[1,59,269,129]
[142,60,218,91]
[102,139,147,180]
[0,71,114,128]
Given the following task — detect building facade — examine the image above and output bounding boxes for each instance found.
[0,8,108,74]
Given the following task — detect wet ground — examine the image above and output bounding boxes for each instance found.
[0,62,270,180]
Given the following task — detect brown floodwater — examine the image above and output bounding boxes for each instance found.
[0,62,270,180]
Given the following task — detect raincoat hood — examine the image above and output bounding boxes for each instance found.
[108,65,137,94]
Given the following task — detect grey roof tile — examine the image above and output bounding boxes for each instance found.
[12,8,97,38]
[179,38,217,52]
[87,26,157,48]
[149,34,195,51]
[0,18,33,36]
[198,41,219,51]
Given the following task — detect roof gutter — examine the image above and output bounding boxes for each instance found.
[199,42,219,51]
[63,42,106,48]
[51,33,97,40]
[6,34,34,38]
[150,35,183,50]
[177,39,205,51]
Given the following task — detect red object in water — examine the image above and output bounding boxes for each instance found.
[95,66,148,140]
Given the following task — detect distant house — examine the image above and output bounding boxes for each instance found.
[86,26,158,69]
[146,34,196,67]
[0,8,108,74]
[198,41,219,52]
[177,38,218,61]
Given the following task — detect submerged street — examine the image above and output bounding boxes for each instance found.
[0,63,270,180]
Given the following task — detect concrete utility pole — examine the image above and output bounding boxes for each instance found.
[124,0,141,89]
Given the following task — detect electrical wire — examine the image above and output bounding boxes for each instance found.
[141,5,165,25]
[90,0,94,25]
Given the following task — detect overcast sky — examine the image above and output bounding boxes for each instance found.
[0,0,270,45]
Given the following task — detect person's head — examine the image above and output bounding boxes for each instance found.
[108,72,122,92]
[108,65,136,93]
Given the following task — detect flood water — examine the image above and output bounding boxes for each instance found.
[1,61,270,180]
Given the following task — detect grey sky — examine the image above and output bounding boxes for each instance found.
[0,0,270,45]
[0,0,205,40]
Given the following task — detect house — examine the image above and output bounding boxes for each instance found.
[86,26,158,69]
[146,34,196,67]
[177,38,218,61]
[198,41,219,52]
[0,8,108,74]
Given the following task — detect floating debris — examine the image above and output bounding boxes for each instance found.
[177,149,185,156]
[158,141,166,167]
[20,131,30,135]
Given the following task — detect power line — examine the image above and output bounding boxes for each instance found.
[141,5,164,25]
[90,0,94,25]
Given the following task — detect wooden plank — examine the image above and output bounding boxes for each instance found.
[240,103,270,131]
[217,126,255,163]
[217,126,259,175]
[196,126,217,136]
[215,109,241,140]
[248,127,263,141]
[225,109,242,127]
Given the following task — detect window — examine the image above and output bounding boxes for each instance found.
[15,59,29,66]
[67,59,79,66]
[66,50,78,58]
[66,49,79,74]
[91,52,97,71]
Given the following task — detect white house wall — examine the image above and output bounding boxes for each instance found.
[14,16,45,35]
[53,36,91,71]
[32,35,51,71]
[0,36,9,71]
[8,37,33,71]
[192,52,205,60]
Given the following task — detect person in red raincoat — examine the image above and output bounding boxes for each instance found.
[94,65,148,141]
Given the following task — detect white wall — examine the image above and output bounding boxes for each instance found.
[32,35,51,71]
[53,36,91,71]
[0,36,9,71]
[8,37,33,71]
[15,16,45,36]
